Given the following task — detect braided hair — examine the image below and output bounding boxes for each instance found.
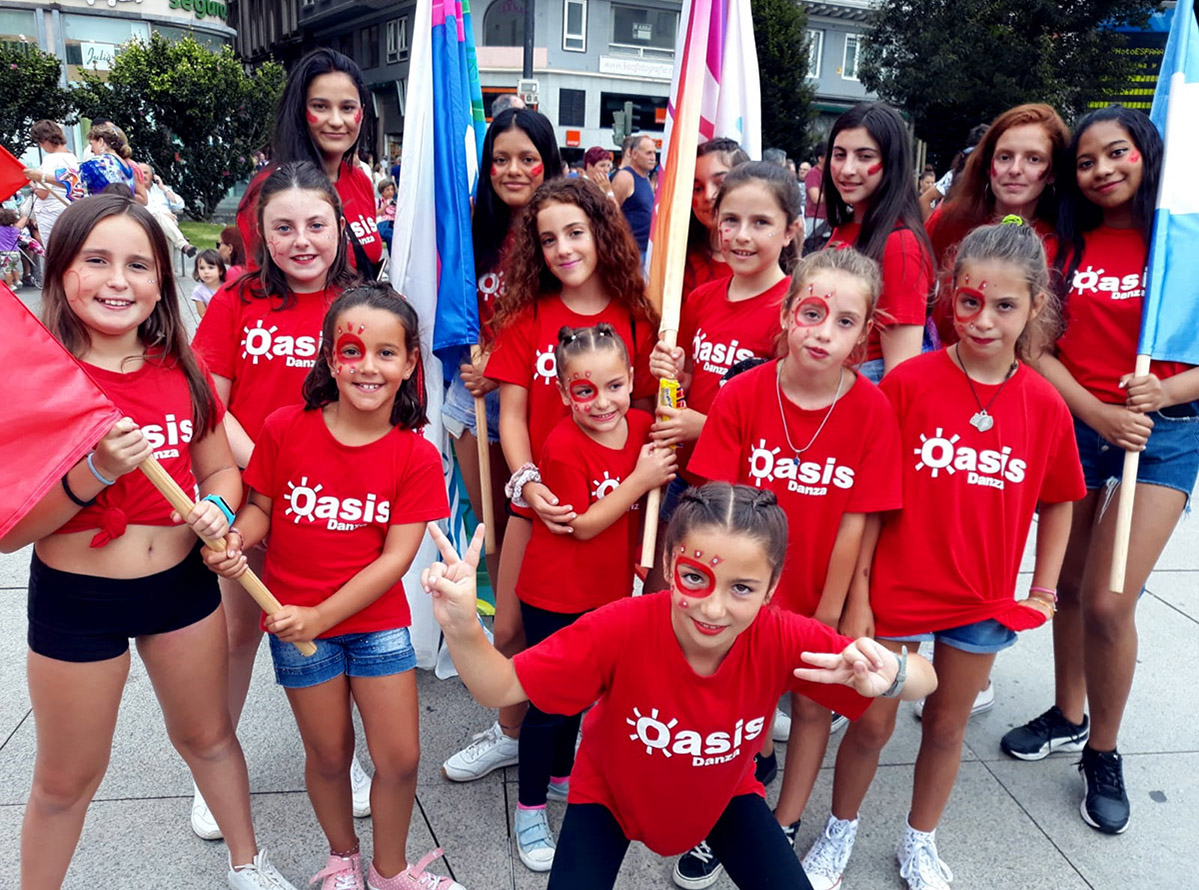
[663,483,789,586]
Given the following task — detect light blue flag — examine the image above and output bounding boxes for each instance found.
[1141,0,1199,364]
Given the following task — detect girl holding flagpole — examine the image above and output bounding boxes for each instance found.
[1003,105,1199,835]
[2,194,298,890]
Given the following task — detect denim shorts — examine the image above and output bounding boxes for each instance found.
[268,626,416,688]
[858,358,885,385]
[880,618,1017,655]
[657,476,692,523]
[442,374,501,443]
[1074,403,1199,499]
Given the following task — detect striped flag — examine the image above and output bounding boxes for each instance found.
[1141,0,1199,365]
[392,0,485,669]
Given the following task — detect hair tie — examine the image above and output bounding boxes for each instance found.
[1000,214,1025,227]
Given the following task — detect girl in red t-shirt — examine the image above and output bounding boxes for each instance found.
[206,287,461,890]
[802,220,1084,890]
[4,195,298,889]
[422,483,936,890]
[682,137,749,303]
[1005,105,1199,836]
[648,160,803,592]
[822,102,935,383]
[453,178,656,780]
[193,160,363,832]
[511,323,675,872]
[926,104,1070,344]
[681,247,902,885]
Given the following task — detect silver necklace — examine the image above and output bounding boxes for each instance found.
[952,345,1017,432]
[775,362,845,464]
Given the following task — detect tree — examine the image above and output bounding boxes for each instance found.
[752,0,816,159]
[0,43,74,156]
[859,0,1155,169]
[72,34,285,218]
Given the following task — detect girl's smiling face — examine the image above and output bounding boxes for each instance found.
[305,71,363,161]
[537,200,598,291]
[261,188,342,292]
[557,348,632,436]
[669,527,777,668]
[63,215,162,342]
[329,305,417,417]
[491,127,545,208]
[693,151,734,230]
[716,181,797,278]
[782,269,872,369]
[830,126,884,208]
[1075,120,1143,212]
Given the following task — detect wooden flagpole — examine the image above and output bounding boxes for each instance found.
[1108,353,1151,593]
[471,345,497,554]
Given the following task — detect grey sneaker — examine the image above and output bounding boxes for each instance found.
[441,722,519,782]
[227,849,299,890]
[802,814,859,890]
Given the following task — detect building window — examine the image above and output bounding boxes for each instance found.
[806,29,823,79]
[563,0,586,52]
[842,33,861,80]
[361,24,380,68]
[483,0,525,47]
[396,79,407,117]
[559,88,586,126]
[386,17,409,63]
[62,15,150,78]
[609,5,677,60]
[599,91,667,131]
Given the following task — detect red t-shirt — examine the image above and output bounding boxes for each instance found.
[237,161,383,272]
[192,283,338,442]
[828,223,933,363]
[484,296,656,464]
[58,357,224,547]
[517,410,653,612]
[477,265,505,337]
[690,361,902,614]
[682,247,732,306]
[512,591,870,855]
[244,405,449,636]
[871,350,1085,637]
[804,166,826,220]
[1055,226,1189,405]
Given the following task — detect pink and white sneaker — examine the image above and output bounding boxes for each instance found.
[366,849,465,890]
[311,851,364,890]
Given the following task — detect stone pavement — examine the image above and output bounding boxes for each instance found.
[2,281,1194,888]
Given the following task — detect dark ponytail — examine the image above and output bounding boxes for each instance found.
[662,482,788,586]
[554,322,631,378]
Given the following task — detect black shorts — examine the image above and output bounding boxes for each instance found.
[28,543,221,663]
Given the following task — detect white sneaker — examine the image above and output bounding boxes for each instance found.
[227,849,300,890]
[771,707,791,742]
[914,682,995,720]
[897,825,953,890]
[513,806,556,872]
[802,814,859,890]
[830,712,849,734]
[351,754,373,818]
[441,722,519,782]
[191,781,223,840]
[546,777,570,802]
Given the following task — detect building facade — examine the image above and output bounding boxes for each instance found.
[802,0,876,142]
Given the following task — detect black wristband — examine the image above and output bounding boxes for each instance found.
[62,473,96,508]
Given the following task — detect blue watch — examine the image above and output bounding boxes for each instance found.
[201,494,236,526]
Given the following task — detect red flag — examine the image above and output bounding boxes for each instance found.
[0,284,123,539]
[0,144,28,204]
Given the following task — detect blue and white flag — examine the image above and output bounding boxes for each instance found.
[1141,0,1199,365]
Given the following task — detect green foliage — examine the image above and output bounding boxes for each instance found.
[751,0,816,158]
[72,33,284,218]
[859,0,1156,168]
[0,43,74,156]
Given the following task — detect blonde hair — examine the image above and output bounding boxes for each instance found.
[779,249,882,365]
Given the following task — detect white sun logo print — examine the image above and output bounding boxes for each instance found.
[534,347,557,384]
[283,476,322,521]
[591,471,620,500]
[626,707,677,757]
[747,438,781,485]
[241,320,279,364]
[914,428,960,477]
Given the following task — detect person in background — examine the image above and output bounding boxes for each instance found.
[763,147,788,168]
[141,163,196,257]
[218,225,248,281]
[583,147,615,201]
[23,120,83,249]
[803,142,828,246]
[492,93,527,118]
[611,133,656,265]
[0,208,21,289]
[377,178,397,252]
[918,123,989,221]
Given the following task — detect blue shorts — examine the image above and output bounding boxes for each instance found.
[442,374,501,443]
[1074,404,1199,500]
[268,626,416,688]
[880,618,1017,655]
[858,358,885,385]
[658,476,692,523]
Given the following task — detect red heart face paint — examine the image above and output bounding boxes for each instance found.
[793,296,830,327]
[353,108,363,126]
[953,286,987,324]
[674,556,717,598]
[866,163,883,176]
[306,110,319,125]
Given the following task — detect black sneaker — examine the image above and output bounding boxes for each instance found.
[672,840,723,889]
[754,750,778,786]
[781,817,801,846]
[1078,746,1130,834]
[1000,706,1089,761]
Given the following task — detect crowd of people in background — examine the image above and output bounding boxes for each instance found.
[3,41,1195,890]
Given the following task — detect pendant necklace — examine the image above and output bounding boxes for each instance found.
[952,345,1017,432]
[776,362,845,464]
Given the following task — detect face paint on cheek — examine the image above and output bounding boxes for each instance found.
[1128,151,1141,165]
[674,556,717,598]
[866,163,883,176]
[306,110,319,125]
[353,108,363,126]
[528,163,545,180]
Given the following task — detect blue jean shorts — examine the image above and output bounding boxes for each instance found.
[268,626,416,688]
[442,374,501,443]
[858,358,885,385]
[1074,404,1199,500]
[880,618,1017,655]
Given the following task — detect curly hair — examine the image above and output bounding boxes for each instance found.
[489,177,658,341]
